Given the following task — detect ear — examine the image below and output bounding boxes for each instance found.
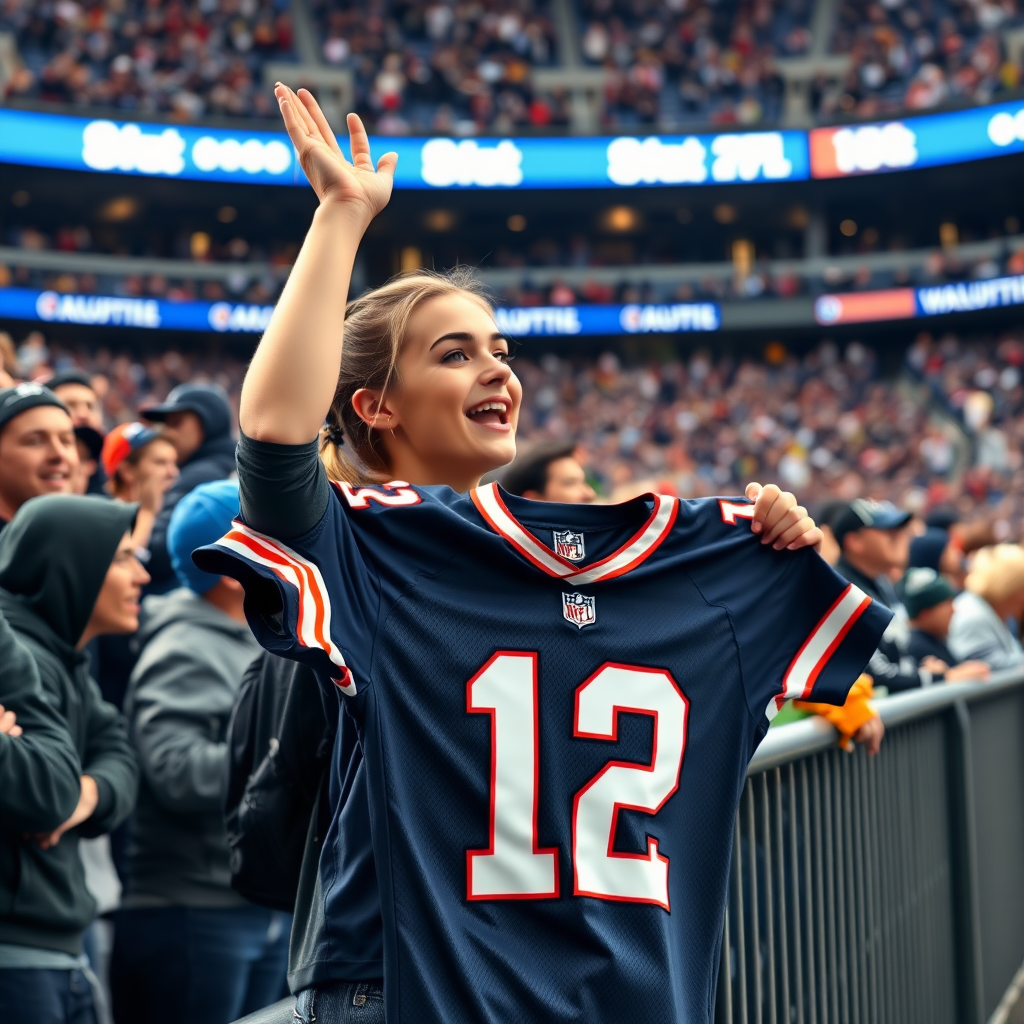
[351,388,399,431]
[521,488,545,501]
[221,576,245,593]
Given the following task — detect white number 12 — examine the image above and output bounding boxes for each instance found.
[467,652,689,910]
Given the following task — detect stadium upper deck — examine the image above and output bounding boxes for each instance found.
[2,0,1023,133]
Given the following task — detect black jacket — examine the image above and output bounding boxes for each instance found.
[907,629,956,667]
[147,434,237,591]
[0,611,81,835]
[0,494,139,953]
[835,556,926,693]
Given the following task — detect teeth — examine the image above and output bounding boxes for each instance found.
[469,402,505,415]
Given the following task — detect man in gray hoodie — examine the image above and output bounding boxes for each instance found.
[111,480,289,1024]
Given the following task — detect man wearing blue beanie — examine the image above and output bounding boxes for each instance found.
[111,480,289,1024]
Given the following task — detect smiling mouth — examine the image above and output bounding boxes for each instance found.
[466,401,510,429]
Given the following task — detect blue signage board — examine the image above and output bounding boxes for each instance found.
[0,107,806,188]
[0,287,721,336]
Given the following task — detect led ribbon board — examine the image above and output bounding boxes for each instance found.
[0,288,720,336]
[0,108,805,188]
[815,275,1024,326]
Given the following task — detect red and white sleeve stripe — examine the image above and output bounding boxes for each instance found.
[215,522,356,696]
[765,583,872,721]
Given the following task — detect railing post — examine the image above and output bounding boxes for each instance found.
[949,700,986,1024]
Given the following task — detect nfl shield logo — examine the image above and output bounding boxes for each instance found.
[562,592,596,629]
[553,529,585,561]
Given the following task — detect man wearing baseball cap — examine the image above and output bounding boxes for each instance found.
[42,369,109,497]
[833,498,939,691]
[140,383,236,593]
[0,384,78,532]
[901,567,990,681]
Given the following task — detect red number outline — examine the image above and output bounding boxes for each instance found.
[466,651,560,901]
[571,662,689,911]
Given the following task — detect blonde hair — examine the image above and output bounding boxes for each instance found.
[319,268,494,484]
[965,544,1024,604]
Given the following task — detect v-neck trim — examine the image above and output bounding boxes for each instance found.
[470,482,679,585]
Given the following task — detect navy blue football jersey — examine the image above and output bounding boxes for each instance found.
[196,481,891,1024]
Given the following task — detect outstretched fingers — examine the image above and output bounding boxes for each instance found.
[376,150,399,179]
[347,112,375,170]
[275,84,310,146]
[297,88,343,155]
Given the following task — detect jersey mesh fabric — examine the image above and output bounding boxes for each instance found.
[196,483,892,1024]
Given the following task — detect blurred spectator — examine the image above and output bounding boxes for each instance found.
[909,525,967,589]
[500,438,596,502]
[140,384,237,593]
[949,544,1024,669]
[45,367,107,498]
[0,384,78,530]
[901,566,990,680]
[113,481,287,1024]
[102,423,180,556]
[0,494,143,1024]
[44,370,104,432]
[832,498,942,691]
[95,423,180,712]
[71,426,105,497]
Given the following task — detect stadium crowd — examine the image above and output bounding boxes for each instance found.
[822,0,1024,121]
[2,0,1024,132]
[0,316,1016,1022]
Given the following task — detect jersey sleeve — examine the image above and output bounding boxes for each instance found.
[192,490,379,697]
[687,501,894,726]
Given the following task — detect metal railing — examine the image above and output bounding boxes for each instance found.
[718,670,1024,1024]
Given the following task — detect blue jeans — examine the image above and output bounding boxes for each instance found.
[110,905,290,1024]
[294,981,385,1024]
[0,967,98,1024]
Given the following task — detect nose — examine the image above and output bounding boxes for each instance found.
[479,351,512,388]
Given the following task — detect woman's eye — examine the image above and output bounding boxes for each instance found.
[441,349,468,363]
[496,350,513,363]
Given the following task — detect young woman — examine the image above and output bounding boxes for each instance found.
[102,422,179,554]
[196,87,887,1024]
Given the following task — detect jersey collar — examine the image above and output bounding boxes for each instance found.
[470,481,678,585]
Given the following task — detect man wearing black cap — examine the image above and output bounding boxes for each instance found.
[43,370,108,496]
[45,369,104,433]
[141,384,237,592]
[901,567,990,681]
[833,498,939,691]
[0,384,78,532]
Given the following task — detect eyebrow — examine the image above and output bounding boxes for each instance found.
[430,331,508,351]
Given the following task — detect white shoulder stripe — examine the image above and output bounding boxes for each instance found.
[215,524,356,696]
[781,583,872,703]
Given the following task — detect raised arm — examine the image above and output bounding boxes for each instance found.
[240,87,397,444]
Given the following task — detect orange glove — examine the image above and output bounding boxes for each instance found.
[794,674,877,751]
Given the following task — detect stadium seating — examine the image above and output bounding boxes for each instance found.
[577,0,810,129]
[3,0,1024,130]
[820,0,1024,119]
[0,0,295,120]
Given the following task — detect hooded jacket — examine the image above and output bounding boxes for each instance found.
[0,494,139,954]
[123,588,260,907]
[147,410,237,592]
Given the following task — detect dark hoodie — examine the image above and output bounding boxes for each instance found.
[147,399,237,593]
[0,494,139,954]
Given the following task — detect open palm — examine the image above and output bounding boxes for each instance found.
[275,84,398,222]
